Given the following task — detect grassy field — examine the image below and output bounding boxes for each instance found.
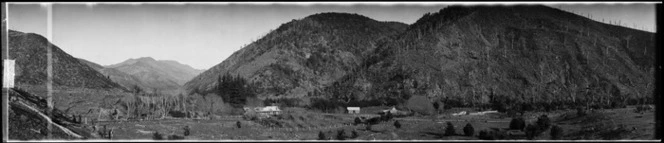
[83,105,655,141]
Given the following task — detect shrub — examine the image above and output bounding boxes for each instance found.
[351,130,359,138]
[354,117,362,125]
[576,107,587,116]
[550,125,563,140]
[366,117,381,125]
[318,131,326,140]
[236,121,242,128]
[509,117,526,130]
[366,125,372,131]
[152,132,164,140]
[478,130,493,140]
[336,129,346,140]
[167,134,184,140]
[463,123,474,136]
[536,115,551,130]
[445,122,456,136]
[394,120,402,129]
[525,124,538,140]
[183,126,190,136]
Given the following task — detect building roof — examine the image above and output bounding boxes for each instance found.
[258,106,281,112]
[347,107,360,110]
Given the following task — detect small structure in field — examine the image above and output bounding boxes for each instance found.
[347,107,360,114]
[452,111,467,116]
[382,107,398,114]
[468,110,498,116]
[256,106,282,116]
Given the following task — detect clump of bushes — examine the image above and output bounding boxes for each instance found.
[318,131,327,140]
[478,129,493,140]
[525,124,539,140]
[550,125,563,140]
[444,122,456,136]
[183,126,190,136]
[463,123,474,136]
[536,114,551,130]
[509,117,526,130]
[236,121,242,128]
[336,129,347,140]
[394,120,402,129]
[576,107,587,116]
[351,130,359,138]
[354,117,363,125]
[152,132,164,140]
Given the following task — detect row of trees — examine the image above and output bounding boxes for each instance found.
[215,73,257,108]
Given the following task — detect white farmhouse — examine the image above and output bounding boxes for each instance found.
[347,107,360,114]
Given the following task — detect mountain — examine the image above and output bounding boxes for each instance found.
[96,57,204,93]
[184,12,408,99]
[5,29,126,91]
[78,58,150,92]
[322,5,655,110]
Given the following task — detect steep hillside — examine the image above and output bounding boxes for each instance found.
[185,12,408,99]
[322,5,655,110]
[103,57,203,92]
[6,87,97,140]
[5,30,126,91]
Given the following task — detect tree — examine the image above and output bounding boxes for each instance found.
[183,126,190,136]
[336,129,346,140]
[152,132,164,140]
[236,121,242,128]
[351,130,359,138]
[133,85,143,94]
[354,117,363,126]
[509,117,526,130]
[445,122,456,136]
[525,124,538,140]
[463,123,474,136]
[318,131,327,140]
[550,125,563,140]
[536,114,551,130]
[394,120,402,129]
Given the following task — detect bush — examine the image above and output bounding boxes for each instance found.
[463,123,474,136]
[167,134,184,140]
[536,115,551,130]
[236,121,242,128]
[152,132,164,140]
[576,107,587,116]
[525,124,538,140]
[550,125,563,140]
[351,130,359,138]
[509,117,526,130]
[354,117,363,125]
[183,126,190,136]
[318,131,326,140]
[478,130,493,140]
[394,120,402,129]
[336,129,346,140]
[366,125,372,131]
[445,122,456,136]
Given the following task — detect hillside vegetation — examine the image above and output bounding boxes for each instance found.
[185,12,408,102]
[321,5,655,112]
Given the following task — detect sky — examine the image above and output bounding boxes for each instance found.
[6,2,658,70]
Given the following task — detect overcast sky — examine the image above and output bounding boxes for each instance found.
[7,2,658,70]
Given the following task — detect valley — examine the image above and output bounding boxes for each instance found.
[4,3,658,141]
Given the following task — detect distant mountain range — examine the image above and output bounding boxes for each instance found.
[185,5,655,109]
[80,57,204,93]
[5,29,203,95]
